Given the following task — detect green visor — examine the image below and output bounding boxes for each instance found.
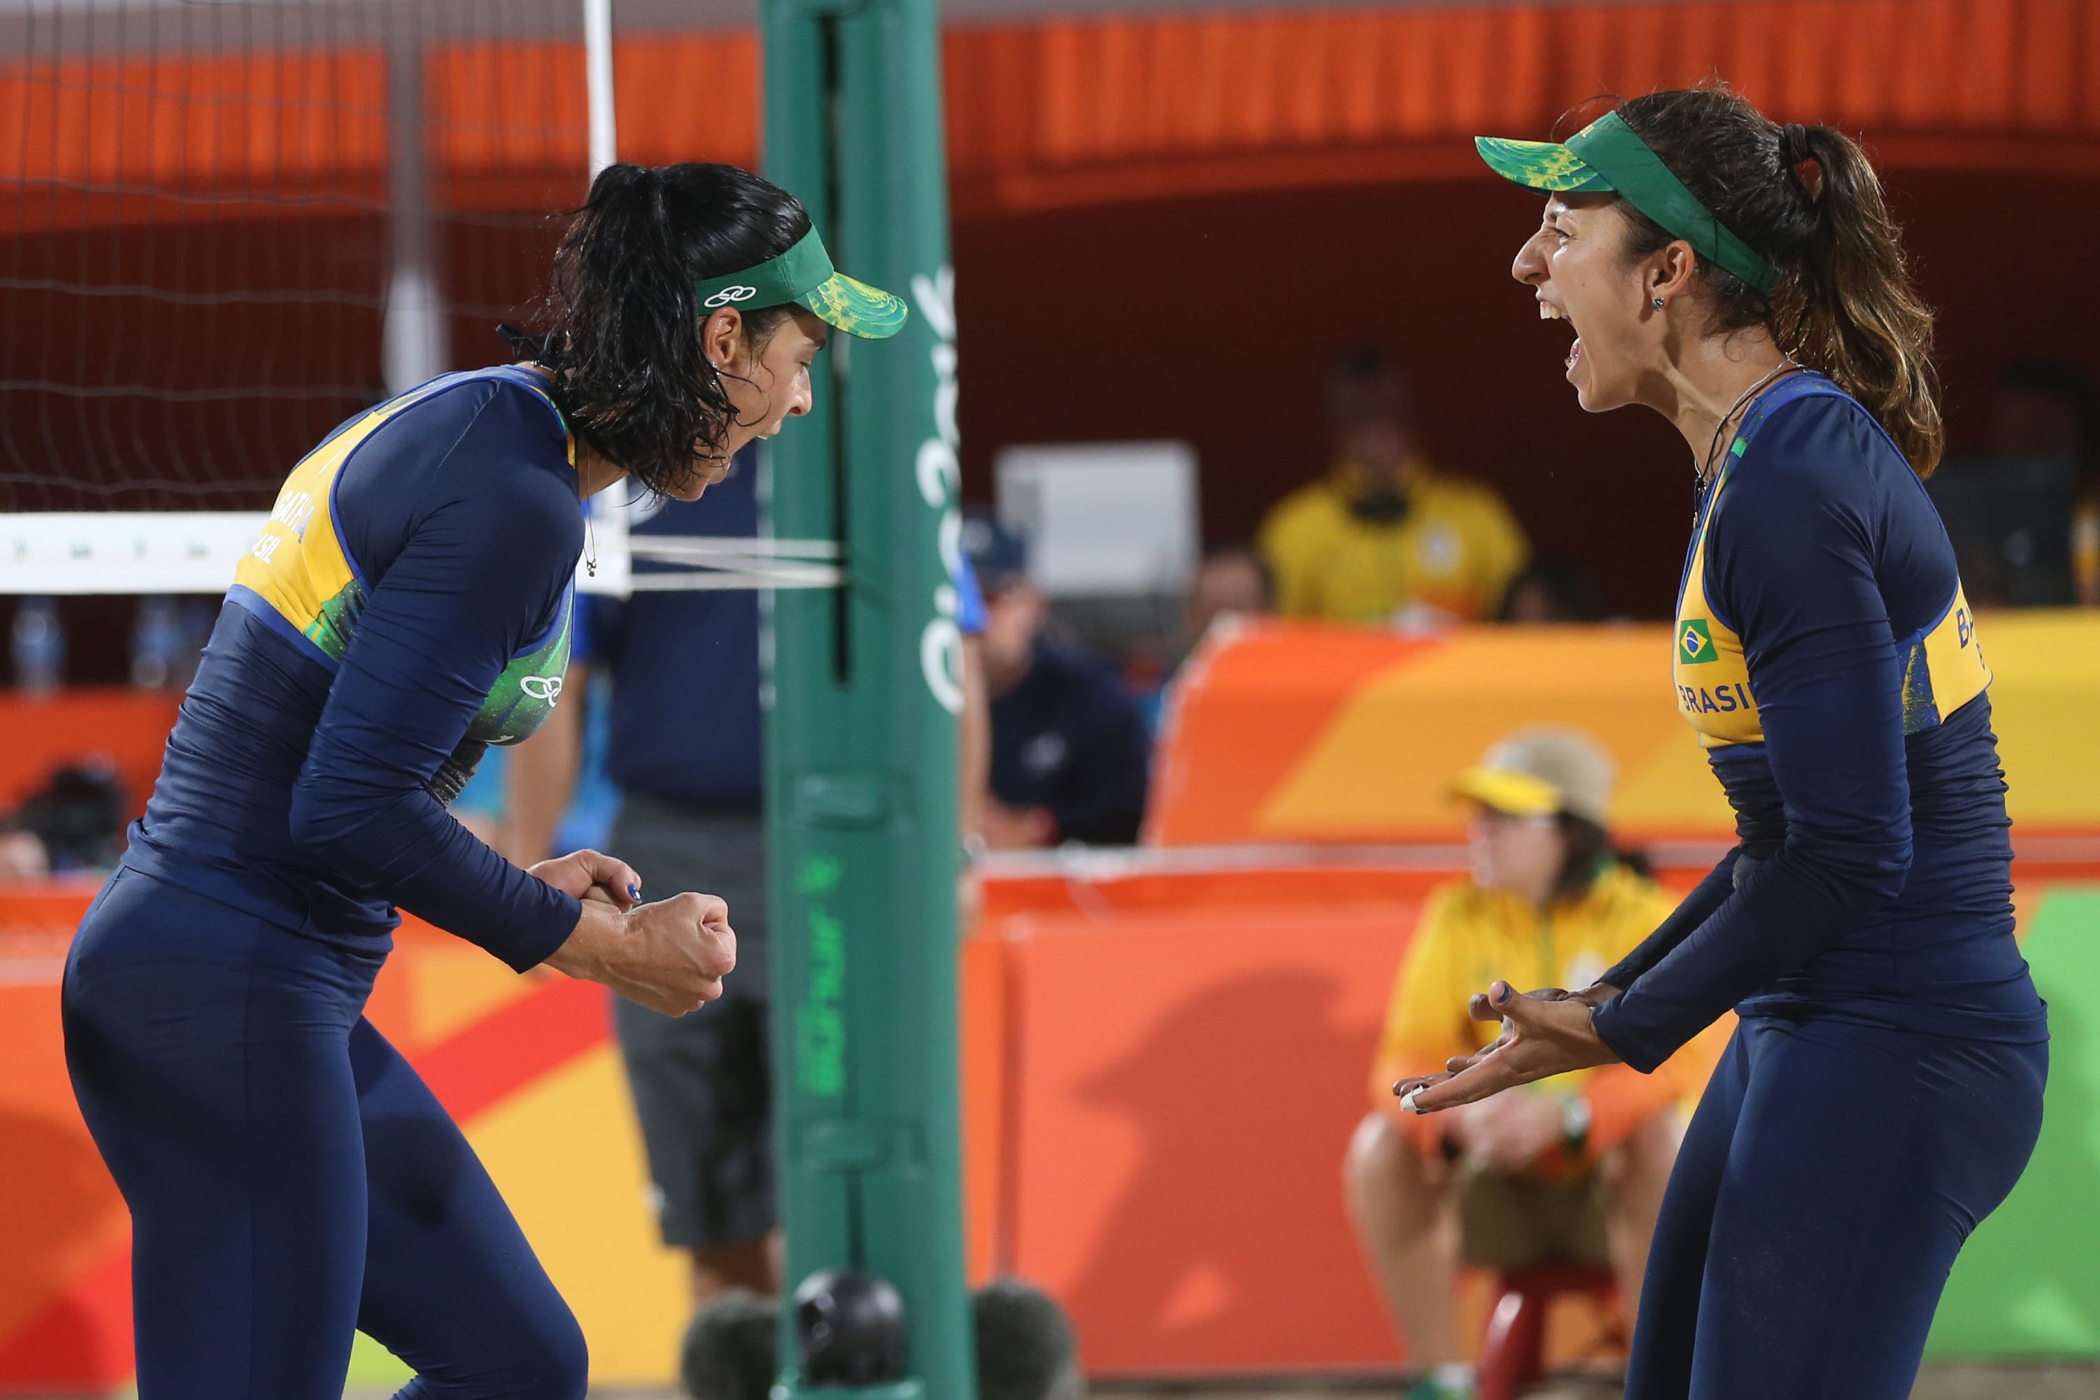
[691,227,908,339]
[1475,110,1779,296]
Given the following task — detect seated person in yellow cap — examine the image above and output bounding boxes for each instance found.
[1344,728,1722,1400]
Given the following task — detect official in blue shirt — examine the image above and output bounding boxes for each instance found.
[1395,90,2048,1400]
[966,513,1150,848]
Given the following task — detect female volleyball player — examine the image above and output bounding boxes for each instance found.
[62,163,905,1399]
[1393,88,2049,1398]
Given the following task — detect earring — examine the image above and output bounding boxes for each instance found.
[1652,297,1666,311]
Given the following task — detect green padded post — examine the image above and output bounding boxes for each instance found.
[760,0,973,1396]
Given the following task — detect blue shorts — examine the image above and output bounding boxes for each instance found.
[1629,1013,2047,1400]
[62,867,587,1400]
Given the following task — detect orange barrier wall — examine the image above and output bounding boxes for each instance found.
[961,852,2100,1379]
[981,879,1428,1375]
[1151,613,2100,847]
[0,691,181,821]
[11,856,2100,1389]
[1,867,1466,1390]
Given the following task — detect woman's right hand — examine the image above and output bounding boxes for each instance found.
[542,892,736,1016]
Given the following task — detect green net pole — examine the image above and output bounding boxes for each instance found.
[760,0,972,1395]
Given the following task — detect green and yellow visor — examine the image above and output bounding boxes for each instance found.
[1475,110,1779,296]
[691,227,907,339]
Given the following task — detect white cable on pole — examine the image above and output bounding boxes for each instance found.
[583,0,618,179]
[383,22,448,396]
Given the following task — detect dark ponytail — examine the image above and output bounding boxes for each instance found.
[518,162,811,496]
[1612,86,1945,476]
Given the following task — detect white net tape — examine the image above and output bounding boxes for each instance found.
[0,510,843,596]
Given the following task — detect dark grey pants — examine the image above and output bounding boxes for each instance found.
[608,793,773,1251]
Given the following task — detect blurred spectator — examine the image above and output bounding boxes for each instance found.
[1927,358,2098,608]
[13,759,128,868]
[0,823,48,879]
[129,595,216,691]
[1344,729,1707,1400]
[1259,349,1529,627]
[966,512,1150,848]
[2082,489,2100,608]
[1138,546,1273,736]
[1496,557,1607,623]
[1184,545,1272,645]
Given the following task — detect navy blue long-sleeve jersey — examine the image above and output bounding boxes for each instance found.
[123,366,585,971]
[1593,374,2048,1072]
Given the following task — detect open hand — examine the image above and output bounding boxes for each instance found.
[1393,981,1620,1115]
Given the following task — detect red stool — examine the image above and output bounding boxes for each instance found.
[1476,1265,1619,1400]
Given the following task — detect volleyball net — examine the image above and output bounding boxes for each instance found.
[0,0,822,608]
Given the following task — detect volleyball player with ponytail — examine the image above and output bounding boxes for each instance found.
[1393,87,2049,1397]
[62,163,904,1399]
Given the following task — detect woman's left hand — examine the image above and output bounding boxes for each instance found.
[529,849,643,913]
[1392,980,1621,1115]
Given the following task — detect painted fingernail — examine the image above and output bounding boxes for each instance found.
[1495,982,1512,1004]
[627,883,642,902]
[1398,1089,1423,1115]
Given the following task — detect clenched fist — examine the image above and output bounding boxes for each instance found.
[542,888,737,1016]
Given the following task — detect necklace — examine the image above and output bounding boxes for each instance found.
[1697,359,1798,492]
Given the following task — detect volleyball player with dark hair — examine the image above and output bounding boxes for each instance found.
[62,162,905,1400]
[1393,88,2049,1398]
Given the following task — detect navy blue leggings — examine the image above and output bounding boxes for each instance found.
[1628,1014,2047,1400]
[62,868,587,1400]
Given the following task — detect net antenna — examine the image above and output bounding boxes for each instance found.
[576,0,631,597]
[0,0,840,603]
[573,0,841,602]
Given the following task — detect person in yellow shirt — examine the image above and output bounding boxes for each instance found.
[1258,349,1529,625]
[1343,729,1722,1400]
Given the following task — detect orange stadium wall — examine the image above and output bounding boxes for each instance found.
[1147,613,2100,847]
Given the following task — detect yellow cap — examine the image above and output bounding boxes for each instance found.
[1449,727,1616,825]
[1452,767,1563,819]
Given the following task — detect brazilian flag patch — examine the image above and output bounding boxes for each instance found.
[1678,618,1718,665]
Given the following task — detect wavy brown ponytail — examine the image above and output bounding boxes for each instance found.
[1776,122,1943,475]
[1612,86,1945,476]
